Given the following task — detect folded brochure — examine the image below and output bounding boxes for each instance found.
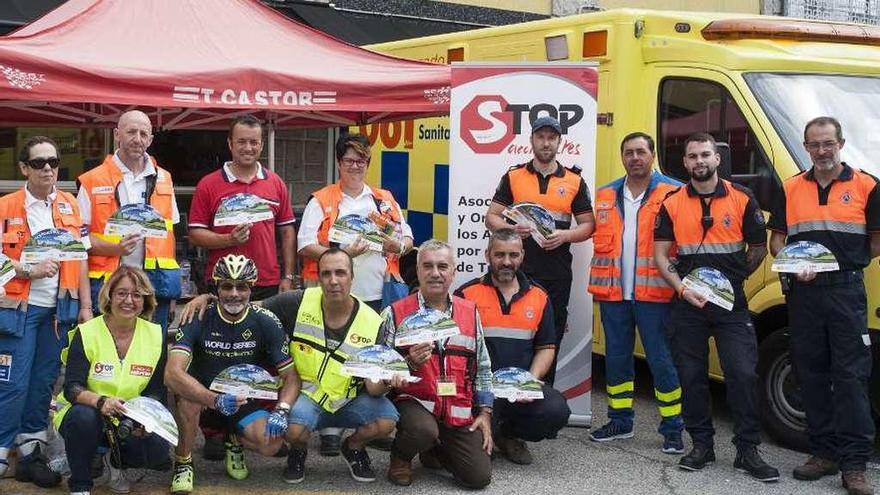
[328,214,387,252]
[502,202,556,247]
[104,203,168,238]
[121,396,179,447]
[209,363,279,400]
[396,308,460,346]
[341,345,420,383]
[681,267,734,311]
[0,254,14,286]
[771,241,839,273]
[492,367,544,402]
[213,192,275,226]
[20,228,87,263]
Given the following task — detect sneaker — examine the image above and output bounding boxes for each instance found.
[224,437,249,480]
[14,445,62,488]
[662,432,685,455]
[793,456,838,481]
[202,435,225,461]
[340,437,376,482]
[842,470,874,495]
[70,492,91,495]
[320,434,341,457]
[734,445,780,482]
[589,421,634,442]
[170,462,194,495]
[283,447,306,484]
[108,465,130,494]
[678,444,715,471]
[495,435,533,465]
[0,459,7,478]
[273,442,290,458]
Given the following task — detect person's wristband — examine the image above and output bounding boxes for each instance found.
[276,401,291,412]
[95,395,108,412]
[677,285,686,297]
[283,274,295,282]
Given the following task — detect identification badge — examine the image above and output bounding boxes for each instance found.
[437,376,457,396]
[7,218,24,226]
[92,186,114,195]
[57,202,73,215]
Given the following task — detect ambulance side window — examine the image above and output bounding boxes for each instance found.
[657,78,778,209]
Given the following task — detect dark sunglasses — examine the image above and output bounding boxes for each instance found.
[26,157,60,169]
[218,281,252,292]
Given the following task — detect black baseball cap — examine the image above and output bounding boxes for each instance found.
[531,116,562,135]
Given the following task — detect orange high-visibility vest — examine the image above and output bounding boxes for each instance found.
[302,183,403,281]
[78,155,178,280]
[0,188,83,306]
[507,164,581,227]
[783,168,872,239]
[588,173,680,302]
[458,276,548,341]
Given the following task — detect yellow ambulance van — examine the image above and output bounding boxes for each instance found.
[361,9,880,450]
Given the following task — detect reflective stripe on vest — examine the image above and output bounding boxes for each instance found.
[54,316,163,428]
[291,287,383,412]
[79,156,178,280]
[588,178,678,302]
[391,294,478,427]
[302,183,403,282]
[506,165,581,228]
[459,279,547,345]
[0,188,83,306]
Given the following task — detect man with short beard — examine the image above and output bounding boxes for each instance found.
[455,229,570,465]
[486,116,595,385]
[165,255,300,494]
[653,133,777,482]
[769,117,880,495]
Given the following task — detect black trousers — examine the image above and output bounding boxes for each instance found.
[530,276,571,386]
[494,384,570,441]
[59,404,170,493]
[667,300,761,448]
[788,275,874,471]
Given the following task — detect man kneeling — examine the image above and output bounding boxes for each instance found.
[165,255,299,494]
[264,249,399,483]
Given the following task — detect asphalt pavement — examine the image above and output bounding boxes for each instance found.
[2,358,878,495]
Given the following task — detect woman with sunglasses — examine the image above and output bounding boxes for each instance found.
[54,266,170,495]
[0,136,92,488]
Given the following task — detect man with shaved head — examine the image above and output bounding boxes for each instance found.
[77,110,182,336]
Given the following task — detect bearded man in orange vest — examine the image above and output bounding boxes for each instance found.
[76,110,181,335]
[769,117,880,495]
[0,136,92,487]
[587,133,684,453]
[486,116,595,386]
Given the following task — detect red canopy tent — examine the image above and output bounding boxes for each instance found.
[0,0,451,131]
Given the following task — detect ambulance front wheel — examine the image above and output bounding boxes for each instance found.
[757,327,809,452]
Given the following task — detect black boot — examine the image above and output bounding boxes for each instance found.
[734,445,780,482]
[678,444,715,471]
[14,444,61,488]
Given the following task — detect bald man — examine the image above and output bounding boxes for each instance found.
[76,110,182,335]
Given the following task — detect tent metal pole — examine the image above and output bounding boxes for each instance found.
[268,119,276,172]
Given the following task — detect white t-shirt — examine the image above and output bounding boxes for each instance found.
[77,151,180,268]
[24,187,60,307]
[621,181,645,301]
[298,184,413,301]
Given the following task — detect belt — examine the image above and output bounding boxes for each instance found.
[792,269,863,287]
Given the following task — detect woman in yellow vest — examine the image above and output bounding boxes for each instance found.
[54,266,170,495]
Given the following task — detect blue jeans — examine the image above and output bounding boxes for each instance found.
[0,305,65,453]
[90,278,171,343]
[599,300,683,437]
[289,393,399,431]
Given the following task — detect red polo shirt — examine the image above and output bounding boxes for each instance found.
[188,163,295,287]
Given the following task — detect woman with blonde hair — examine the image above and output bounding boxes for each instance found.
[54,266,170,495]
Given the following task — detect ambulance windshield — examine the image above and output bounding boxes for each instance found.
[745,72,880,176]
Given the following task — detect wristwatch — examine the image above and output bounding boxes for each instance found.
[20,263,31,279]
[276,401,291,412]
[283,274,295,281]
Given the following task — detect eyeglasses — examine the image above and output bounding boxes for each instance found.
[340,157,368,168]
[218,281,252,292]
[113,291,144,301]
[804,140,839,152]
[25,157,60,169]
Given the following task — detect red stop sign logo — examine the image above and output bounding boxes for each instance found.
[459,95,515,154]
